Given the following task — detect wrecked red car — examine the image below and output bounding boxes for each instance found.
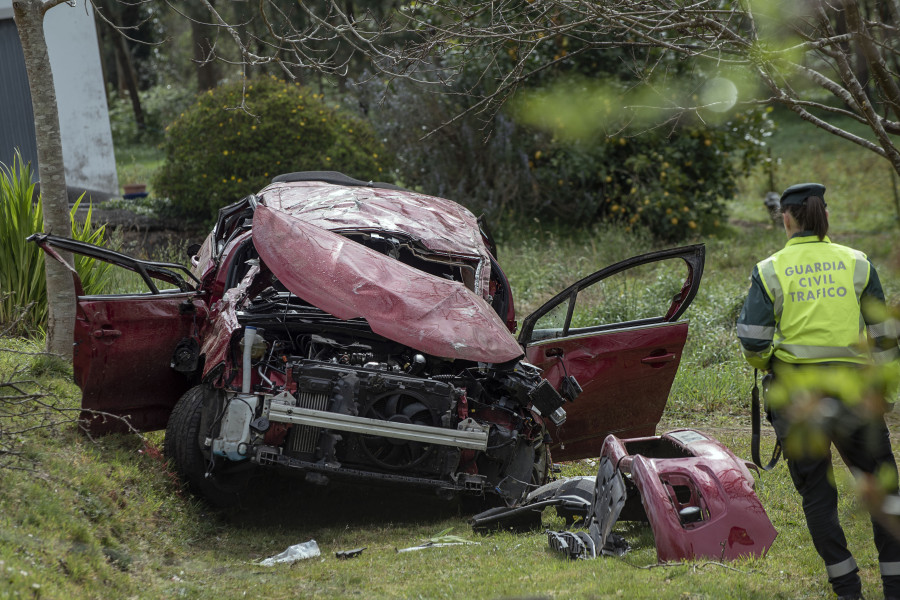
[30,172,708,512]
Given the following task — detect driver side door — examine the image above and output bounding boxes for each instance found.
[30,234,206,434]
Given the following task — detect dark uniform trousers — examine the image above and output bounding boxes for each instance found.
[769,393,900,597]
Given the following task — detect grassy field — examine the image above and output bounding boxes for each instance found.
[1,114,899,599]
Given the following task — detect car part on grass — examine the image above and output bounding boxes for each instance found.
[547,530,630,561]
[475,430,777,563]
[471,456,629,560]
[548,530,599,560]
[587,455,628,557]
[335,547,366,560]
[396,541,479,553]
[602,429,778,562]
[397,529,479,553]
[470,476,595,532]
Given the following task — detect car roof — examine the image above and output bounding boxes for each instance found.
[253,204,523,363]
[258,172,489,262]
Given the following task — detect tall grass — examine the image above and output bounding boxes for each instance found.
[0,152,110,335]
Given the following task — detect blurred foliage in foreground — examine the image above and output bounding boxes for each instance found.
[354,44,773,241]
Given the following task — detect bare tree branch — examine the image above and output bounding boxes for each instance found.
[99,0,900,181]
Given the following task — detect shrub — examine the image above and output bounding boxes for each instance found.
[526,107,774,241]
[353,75,772,242]
[153,77,392,223]
[0,153,110,335]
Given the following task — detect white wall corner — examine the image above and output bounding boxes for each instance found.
[44,1,119,196]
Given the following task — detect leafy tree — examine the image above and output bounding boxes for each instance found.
[180,1,900,181]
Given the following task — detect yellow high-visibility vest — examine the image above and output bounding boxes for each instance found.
[756,235,870,365]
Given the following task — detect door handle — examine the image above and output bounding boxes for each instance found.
[641,353,675,366]
[544,347,564,358]
[92,329,122,338]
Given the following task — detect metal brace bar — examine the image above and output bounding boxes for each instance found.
[267,404,489,451]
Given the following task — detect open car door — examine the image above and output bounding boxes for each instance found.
[29,234,206,434]
[519,244,705,461]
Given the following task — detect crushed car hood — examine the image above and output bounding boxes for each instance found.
[258,181,492,294]
[252,205,524,363]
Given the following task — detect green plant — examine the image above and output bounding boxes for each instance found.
[0,152,110,335]
[153,76,393,223]
[522,105,774,241]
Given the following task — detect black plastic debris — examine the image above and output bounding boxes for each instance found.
[335,547,366,560]
[471,458,630,560]
[547,530,598,560]
[587,455,628,557]
[470,476,595,532]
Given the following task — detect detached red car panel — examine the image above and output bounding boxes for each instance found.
[30,171,710,512]
[601,430,777,561]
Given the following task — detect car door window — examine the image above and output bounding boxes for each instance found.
[567,260,688,329]
[532,302,570,339]
[101,267,184,295]
[524,245,704,343]
[28,233,198,297]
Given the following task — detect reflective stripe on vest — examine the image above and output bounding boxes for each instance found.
[755,236,870,365]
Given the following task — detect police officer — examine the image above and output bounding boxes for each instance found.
[737,182,900,600]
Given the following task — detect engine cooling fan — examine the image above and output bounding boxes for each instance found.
[359,390,441,470]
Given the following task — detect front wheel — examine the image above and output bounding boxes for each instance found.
[164,385,253,507]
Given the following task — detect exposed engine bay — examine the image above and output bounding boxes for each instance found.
[198,290,576,505]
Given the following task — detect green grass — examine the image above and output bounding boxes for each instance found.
[1,114,899,599]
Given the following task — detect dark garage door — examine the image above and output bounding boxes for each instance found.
[0,18,39,178]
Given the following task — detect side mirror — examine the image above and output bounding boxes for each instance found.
[186,243,201,258]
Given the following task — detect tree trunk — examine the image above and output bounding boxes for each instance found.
[13,0,76,358]
[113,29,145,129]
[191,15,219,90]
[186,0,220,90]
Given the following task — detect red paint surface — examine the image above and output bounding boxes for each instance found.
[602,430,777,561]
[526,322,689,461]
[252,205,524,363]
[260,181,493,295]
[74,294,206,433]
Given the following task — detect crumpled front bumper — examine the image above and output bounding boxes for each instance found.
[601,429,777,561]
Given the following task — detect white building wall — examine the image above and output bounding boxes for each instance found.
[0,1,118,196]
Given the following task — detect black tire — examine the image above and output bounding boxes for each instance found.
[165,385,253,508]
[532,435,551,488]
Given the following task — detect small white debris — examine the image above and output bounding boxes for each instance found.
[256,540,320,566]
